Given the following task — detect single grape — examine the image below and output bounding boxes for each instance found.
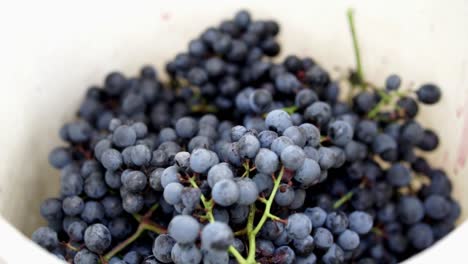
[211,178,239,207]
[84,223,111,254]
[201,222,234,251]
[168,215,200,245]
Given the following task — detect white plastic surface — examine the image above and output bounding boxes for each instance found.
[1,0,467,263]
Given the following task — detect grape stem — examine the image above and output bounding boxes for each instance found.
[188,176,247,263]
[103,203,167,261]
[333,191,354,209]
[347,8,364,87]
[190,167,285,264]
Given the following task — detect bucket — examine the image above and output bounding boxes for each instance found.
[1,1,467,263]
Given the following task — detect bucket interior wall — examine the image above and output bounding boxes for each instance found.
[1,0,467,248]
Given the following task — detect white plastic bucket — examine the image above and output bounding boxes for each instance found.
[1,1,467,263]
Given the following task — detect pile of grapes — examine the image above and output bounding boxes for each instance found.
[32,10,460,264]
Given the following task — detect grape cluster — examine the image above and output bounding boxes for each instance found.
[32,10,460,264]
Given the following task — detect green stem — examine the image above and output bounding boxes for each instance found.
[282,105,298,115]
[189,176,247,263]
[104,225,145,261]
[246,204,257,261]
[252,167,284,236]
[347,9,364,86]
[333,191,354,209]
[188,176,215,221]
[103,204,165,261]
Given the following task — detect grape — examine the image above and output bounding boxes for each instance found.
[271,136,294,156]
[66,220,87,242]
[348,211,373,235]
[385,74,401,91]
[372,134,397,161]
[400,121,424,145]
[123,251,142,264]
[295,89,318,109]
[304,102,331,127]
[255,148,279,175]
[256,239,275,256]
[181,188,201,214]
[304,207,327,227]
[356,120,378,144]
[174,151,191,169]
[424,195,451,220]
[168,215,200,245]
[314,227,334,249]
[213,208,230,224]
[105,170,122,189]
[121,170,147,192]
[131,122,148,138]
[280,145,306,170]
[318,147,336,170]
[149,168,164,191]
[81,201,104,223]
[326,211,349,234]
[101,148,123,171]
[322,244,344,264]
[283,126,307,147]
[274,246,296,264]
[113,125,137,148]
[286,213,313,240]
[275,184,295,206]
[252,173,274,197]
[202,249,229,264]
[190,148,219,174]
[265,109,293,133]
[212,179,240,207]
[62,196,84,216]
[108,217,133,240]
[293,235,315,256]
[328,120,354,146]
[161,166,180,188]
[84,173,107,199]
[235,177,259,205]
[387,233,408,253]
[337,229,360,250]
[153,234,176,263]
[296,253,317,264]
[408,223,434,249]
[393,96,417,118]
[49,147,72,169]
[32,227,58,250]
[171,243,202,264]
[130,144,152,166]
[260,220,284,240]
[74,249,99,264]
[175,117,199,139]
[101,195,123,218]
[207,163,234,188]
[397,196,424,225]
[289,188,306,209]
[163,182,184,205]
[416,83,441,104]
[201,222,234,251]
[84,223,111,254]
[238,134,261,159]
[417,129,439,151]
[122,193,144,213]
[299,123,321,147]
[295,158,321,187]
[249,89,273,113]
[258,130,278,148]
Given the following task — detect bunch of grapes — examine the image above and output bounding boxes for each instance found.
[32,10,460,264]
